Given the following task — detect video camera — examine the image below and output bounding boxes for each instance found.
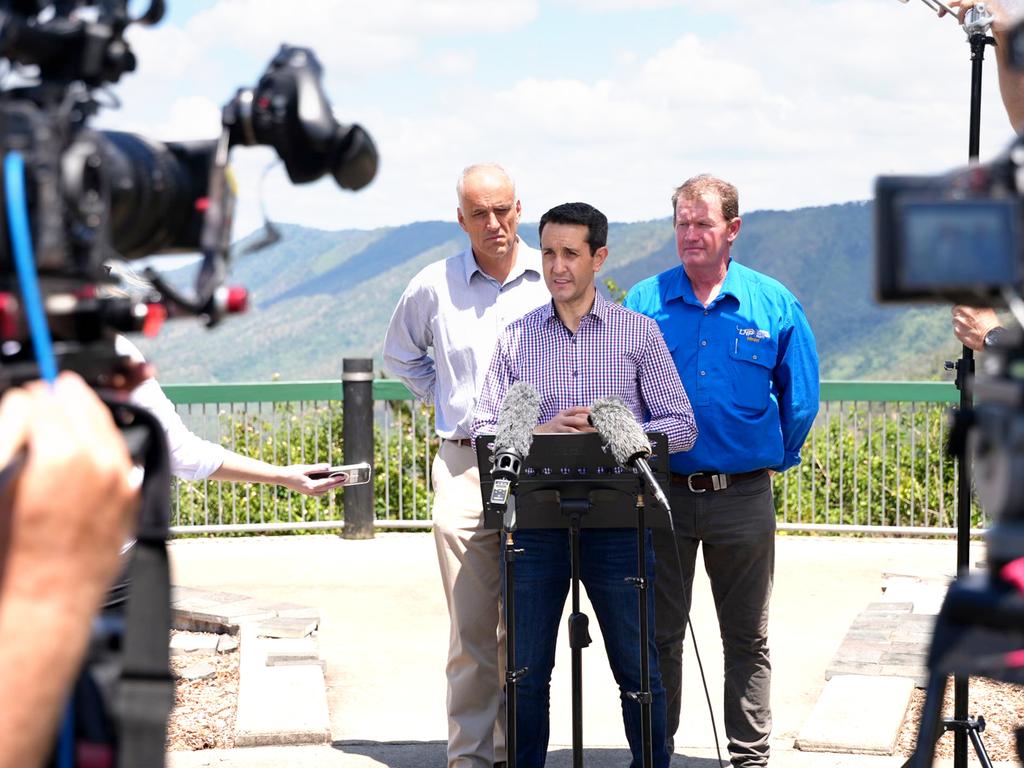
[0,2,378,766]
[0,0,378,389]
[874,19,1024,768]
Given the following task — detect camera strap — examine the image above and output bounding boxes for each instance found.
[105,401,174,768]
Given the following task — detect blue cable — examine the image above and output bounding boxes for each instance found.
[6,154,71,763]
[58,697,74,768]
[4,151,57,385]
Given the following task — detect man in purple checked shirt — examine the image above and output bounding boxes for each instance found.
[472,201,697,768]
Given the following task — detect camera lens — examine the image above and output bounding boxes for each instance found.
[100,131,214,260]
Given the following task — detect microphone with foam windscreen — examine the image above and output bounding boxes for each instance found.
[489,381,541,506]
[588,396,671,515]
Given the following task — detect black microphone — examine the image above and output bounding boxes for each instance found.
[489,381,540,506]
[588,396,671,515]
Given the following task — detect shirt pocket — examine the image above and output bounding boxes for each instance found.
[728,336,777,412]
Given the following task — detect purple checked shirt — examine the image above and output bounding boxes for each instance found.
[472,291,697,453]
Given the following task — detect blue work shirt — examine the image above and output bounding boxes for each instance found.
[624,260,819,475]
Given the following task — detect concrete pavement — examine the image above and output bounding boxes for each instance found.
[165,533,1016,767]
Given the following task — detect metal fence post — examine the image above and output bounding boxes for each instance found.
[342,358,374,539]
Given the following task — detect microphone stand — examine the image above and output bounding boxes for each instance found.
[502,495,526,768]
[915,6,996,767]
[949,18,994,768]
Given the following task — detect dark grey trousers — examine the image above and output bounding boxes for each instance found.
[653,471,775,767]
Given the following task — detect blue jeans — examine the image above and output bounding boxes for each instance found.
[508,527,669,768]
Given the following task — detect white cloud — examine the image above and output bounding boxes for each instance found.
[179,0,539,75]
[425,49,478,77]
[93,0,1022,239]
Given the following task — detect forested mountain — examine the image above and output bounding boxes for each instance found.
[132,202,961,383]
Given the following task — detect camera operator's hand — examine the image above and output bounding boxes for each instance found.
[0,373,137,768]
[939,0,1024,131]
[952,305,1003,351]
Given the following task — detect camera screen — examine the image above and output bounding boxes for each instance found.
[897,199,1021,291]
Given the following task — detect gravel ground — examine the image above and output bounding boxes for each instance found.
[165,632,239,752]
[897,677,1024,761]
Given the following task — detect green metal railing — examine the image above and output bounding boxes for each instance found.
[164,379,974,536]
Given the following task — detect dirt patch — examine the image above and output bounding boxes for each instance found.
[896,676,1024,762]
[165,632,238,751]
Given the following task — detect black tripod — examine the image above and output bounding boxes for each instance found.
[926,14,997,768]
[479,433,670,768]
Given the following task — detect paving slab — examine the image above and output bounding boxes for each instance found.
[257,616,319,639]
[170,632,220,656]
[233,626,331,747]
[796,675,915,754]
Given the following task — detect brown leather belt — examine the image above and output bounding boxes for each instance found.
[445,438,473,448]
[670,469,767,493]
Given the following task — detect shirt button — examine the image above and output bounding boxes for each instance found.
[752,354,758,360]
[703,310,709,316]
[700,340,707,347]
[699,370,706,376]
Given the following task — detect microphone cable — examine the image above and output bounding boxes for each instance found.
[588,397,725,765]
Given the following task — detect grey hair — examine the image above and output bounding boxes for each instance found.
[455,163,516,206]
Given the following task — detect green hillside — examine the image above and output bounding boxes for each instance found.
[132,203,964,384]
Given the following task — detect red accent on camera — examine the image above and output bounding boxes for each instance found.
[0,293,19,340]
[76,742,114,768]
[195,197,210,212]
[223,286,248,314]
[142,303,168,337]
[1001,557,1024,594]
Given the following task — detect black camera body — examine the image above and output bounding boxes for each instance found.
[875,167,1024,307]
[0,1,378,389]
[0,2,378,766]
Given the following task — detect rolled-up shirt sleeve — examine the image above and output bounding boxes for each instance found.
[128,377,226,481]
[382,280,437,402]
[638,323,697,454]
[774,303,819,471]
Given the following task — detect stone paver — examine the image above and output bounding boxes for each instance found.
[233,626,331,747]
[796,675,915,754]
[825,574,948,688]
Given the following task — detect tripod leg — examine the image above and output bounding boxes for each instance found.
[967,722,994,768]
[906,672,947,768]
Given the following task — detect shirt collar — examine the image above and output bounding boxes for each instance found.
[542,288,609,328]
[667,259,746,309]
[462,236,540,286]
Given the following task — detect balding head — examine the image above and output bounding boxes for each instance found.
[455,163,521,267]
[456,164,515,209]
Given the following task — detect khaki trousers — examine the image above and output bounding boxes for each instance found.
[432,440,505,768]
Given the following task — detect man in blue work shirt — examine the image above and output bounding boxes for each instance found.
[624,174,818,768]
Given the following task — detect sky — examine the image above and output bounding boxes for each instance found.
[92,0,1023,239]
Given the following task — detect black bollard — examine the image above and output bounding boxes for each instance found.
[342,358,374,539]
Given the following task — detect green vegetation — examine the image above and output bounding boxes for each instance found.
[171,395,979,534]
[171,399,436,530]
[775,402,982,529]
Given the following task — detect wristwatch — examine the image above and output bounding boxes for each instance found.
[983,326,1006,348]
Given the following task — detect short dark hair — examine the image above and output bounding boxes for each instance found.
[538,202,608,254]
